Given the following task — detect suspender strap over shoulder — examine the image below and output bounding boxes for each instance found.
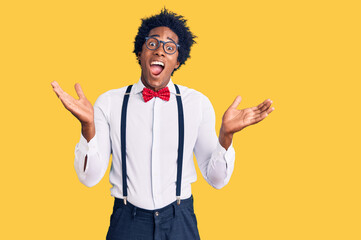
[120,84,185,206]
[120,85,133,205]
[174,84,184,205]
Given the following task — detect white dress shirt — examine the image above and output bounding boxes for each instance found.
[74,78,236,210]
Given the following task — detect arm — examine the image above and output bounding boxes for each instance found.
[194,95,275,189]
[194,96,236,189]
[74,94,111,187]
[51,81,111,187]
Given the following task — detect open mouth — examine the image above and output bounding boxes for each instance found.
[150,61,165,76]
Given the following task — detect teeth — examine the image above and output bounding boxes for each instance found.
[151,61,164,67]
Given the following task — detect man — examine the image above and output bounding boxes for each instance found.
[51,8,274,240]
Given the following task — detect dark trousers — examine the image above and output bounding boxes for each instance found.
[106,195,201,240]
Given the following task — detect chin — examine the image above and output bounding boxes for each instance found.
[144,72,170,90]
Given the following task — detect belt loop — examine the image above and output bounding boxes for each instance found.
[132,206,137,219]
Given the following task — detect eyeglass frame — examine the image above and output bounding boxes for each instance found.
[144,36,180,55]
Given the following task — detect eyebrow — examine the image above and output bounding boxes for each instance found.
[167,37,176,43]
[148,34,177,43]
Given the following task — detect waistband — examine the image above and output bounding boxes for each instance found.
[113,195,194,219]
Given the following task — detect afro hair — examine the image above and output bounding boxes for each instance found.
[133,8,197,73]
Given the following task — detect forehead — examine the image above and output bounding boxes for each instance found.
[148,26,179,43]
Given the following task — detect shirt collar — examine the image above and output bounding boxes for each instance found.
[132,77,176,95]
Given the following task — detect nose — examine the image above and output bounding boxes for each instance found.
[154,42,166,56]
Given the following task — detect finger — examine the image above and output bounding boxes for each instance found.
[51,82,76,108]
[250,99,273,115]
[74,83,86,100]
[50,81,58,97]
[253,107,274,124]
[257,99,272,114]
[252,103,270,115]
[257,98,271,109]
[255,103,265,114]
[251,106,263,115]
[259,104,272,115]
[228,96,242,110]
[258,99,272,112]
[59,93,77,111]
[51,81,65,98]
[256,100,266,109]
[252,113,267,124]
[267,106,275,115]
[50,80,58,88]
[51,81,62,90]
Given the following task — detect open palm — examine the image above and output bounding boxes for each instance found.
[222,96,274,134]
[51,81,94,125]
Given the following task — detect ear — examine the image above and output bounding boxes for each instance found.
[175,60,180,70]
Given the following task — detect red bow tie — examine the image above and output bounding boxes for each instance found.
[142,87,170,102]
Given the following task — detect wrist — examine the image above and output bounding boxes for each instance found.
[81,122,95,142]
[219,126,233,150]
[220,124,234,137]
[81,121,94,129]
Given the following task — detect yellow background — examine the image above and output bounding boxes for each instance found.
[1,0,360,239]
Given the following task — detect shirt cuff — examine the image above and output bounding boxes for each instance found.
[216,139,236,166]
[75,133,98,176]
[78,133,98,155]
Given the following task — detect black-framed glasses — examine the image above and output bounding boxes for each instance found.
[145,37,180,55]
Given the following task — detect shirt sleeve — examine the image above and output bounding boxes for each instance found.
[193,95,236,189]
[74,93,112,187]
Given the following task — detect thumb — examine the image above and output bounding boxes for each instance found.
[74,83,86,100]
[228,96,242,110]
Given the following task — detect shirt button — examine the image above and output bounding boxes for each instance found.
[155,211,159,217]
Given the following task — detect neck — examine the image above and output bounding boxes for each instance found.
[141,74,170,92]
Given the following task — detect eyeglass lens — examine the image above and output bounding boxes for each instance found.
[146,38,177,54]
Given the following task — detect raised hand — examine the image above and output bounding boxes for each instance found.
[221,96,274,135]
[51,81,94,125]
[219,96,274,150]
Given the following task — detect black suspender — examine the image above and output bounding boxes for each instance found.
[120,84,185,205]
[174,84,184,205]
[120,85,133,205]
